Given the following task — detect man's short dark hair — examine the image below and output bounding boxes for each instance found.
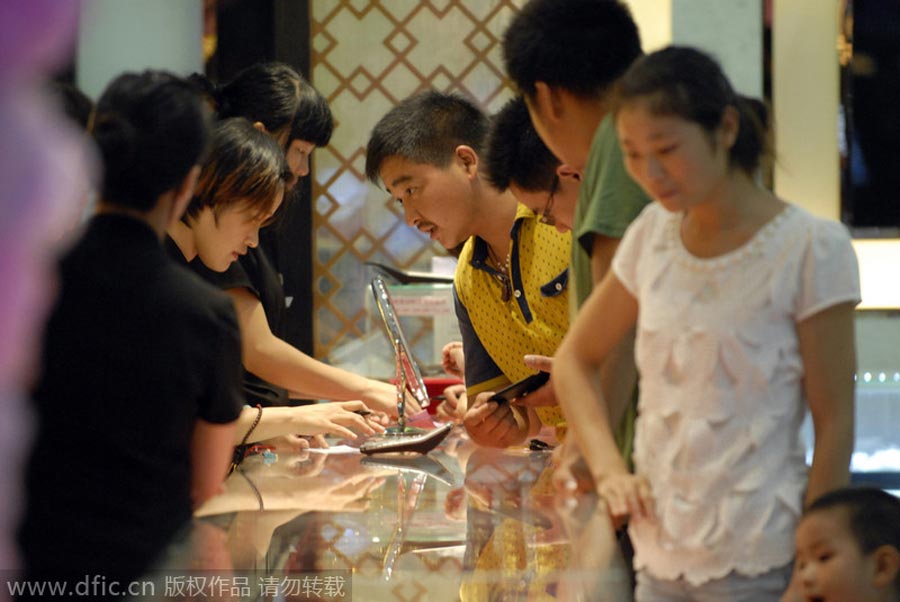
[365,90,488,184]
[485,96,559,192]
[502,0,642,98]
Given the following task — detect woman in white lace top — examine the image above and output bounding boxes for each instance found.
[553,46,860,601]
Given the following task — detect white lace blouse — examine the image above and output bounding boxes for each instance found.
[612,203,860,585]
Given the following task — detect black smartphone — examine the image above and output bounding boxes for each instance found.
[489,371,550,404]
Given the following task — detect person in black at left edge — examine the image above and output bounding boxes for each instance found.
[17,70,242,601]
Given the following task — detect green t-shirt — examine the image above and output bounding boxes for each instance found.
[570,114,650,467]
[571,114,651,310]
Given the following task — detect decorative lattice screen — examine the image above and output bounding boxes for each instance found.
[310,1,524,363]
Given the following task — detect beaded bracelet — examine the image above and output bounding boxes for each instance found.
[229,404,263,475]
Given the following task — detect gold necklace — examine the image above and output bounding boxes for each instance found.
[489,246,510,273]
[488,246,512,302]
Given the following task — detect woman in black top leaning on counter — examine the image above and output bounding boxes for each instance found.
[18,71,241,596]
[167,117,383,444]
[190,63,414,417]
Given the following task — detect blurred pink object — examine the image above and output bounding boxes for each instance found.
[0,0,94,583]
[0,0,80,81]
[404,410,437,430]
[0,90,92,386]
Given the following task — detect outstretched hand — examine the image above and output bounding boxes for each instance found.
[595,471,655,527]
[463,391,529,448]
[436,383,467,423]
[441,341,465,379]
[361,381,422,417]
[523,354,553,373]
[549,439,594,495]
[293,401,386,440]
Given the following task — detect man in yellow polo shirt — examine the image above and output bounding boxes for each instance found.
[365,90,571,447]
[485,96,644,473]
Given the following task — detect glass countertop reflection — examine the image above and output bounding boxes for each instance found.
[186,429,630,601]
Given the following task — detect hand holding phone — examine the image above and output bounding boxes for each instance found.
[489,371,550,404]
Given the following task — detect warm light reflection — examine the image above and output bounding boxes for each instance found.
[853,239,900,309]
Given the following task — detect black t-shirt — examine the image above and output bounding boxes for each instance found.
[20,215,243,587]
[165,239,290,406]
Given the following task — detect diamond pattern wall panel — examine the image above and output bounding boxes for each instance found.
[310,0,524,364]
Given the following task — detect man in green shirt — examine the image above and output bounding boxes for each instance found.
[500,0,650,481]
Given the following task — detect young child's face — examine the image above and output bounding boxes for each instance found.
[795,508,881,602]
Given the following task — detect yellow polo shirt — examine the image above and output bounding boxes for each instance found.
[454,204,571,427]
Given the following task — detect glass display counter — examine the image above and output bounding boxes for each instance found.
[167,307,900,600]
[187,429,630,601]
